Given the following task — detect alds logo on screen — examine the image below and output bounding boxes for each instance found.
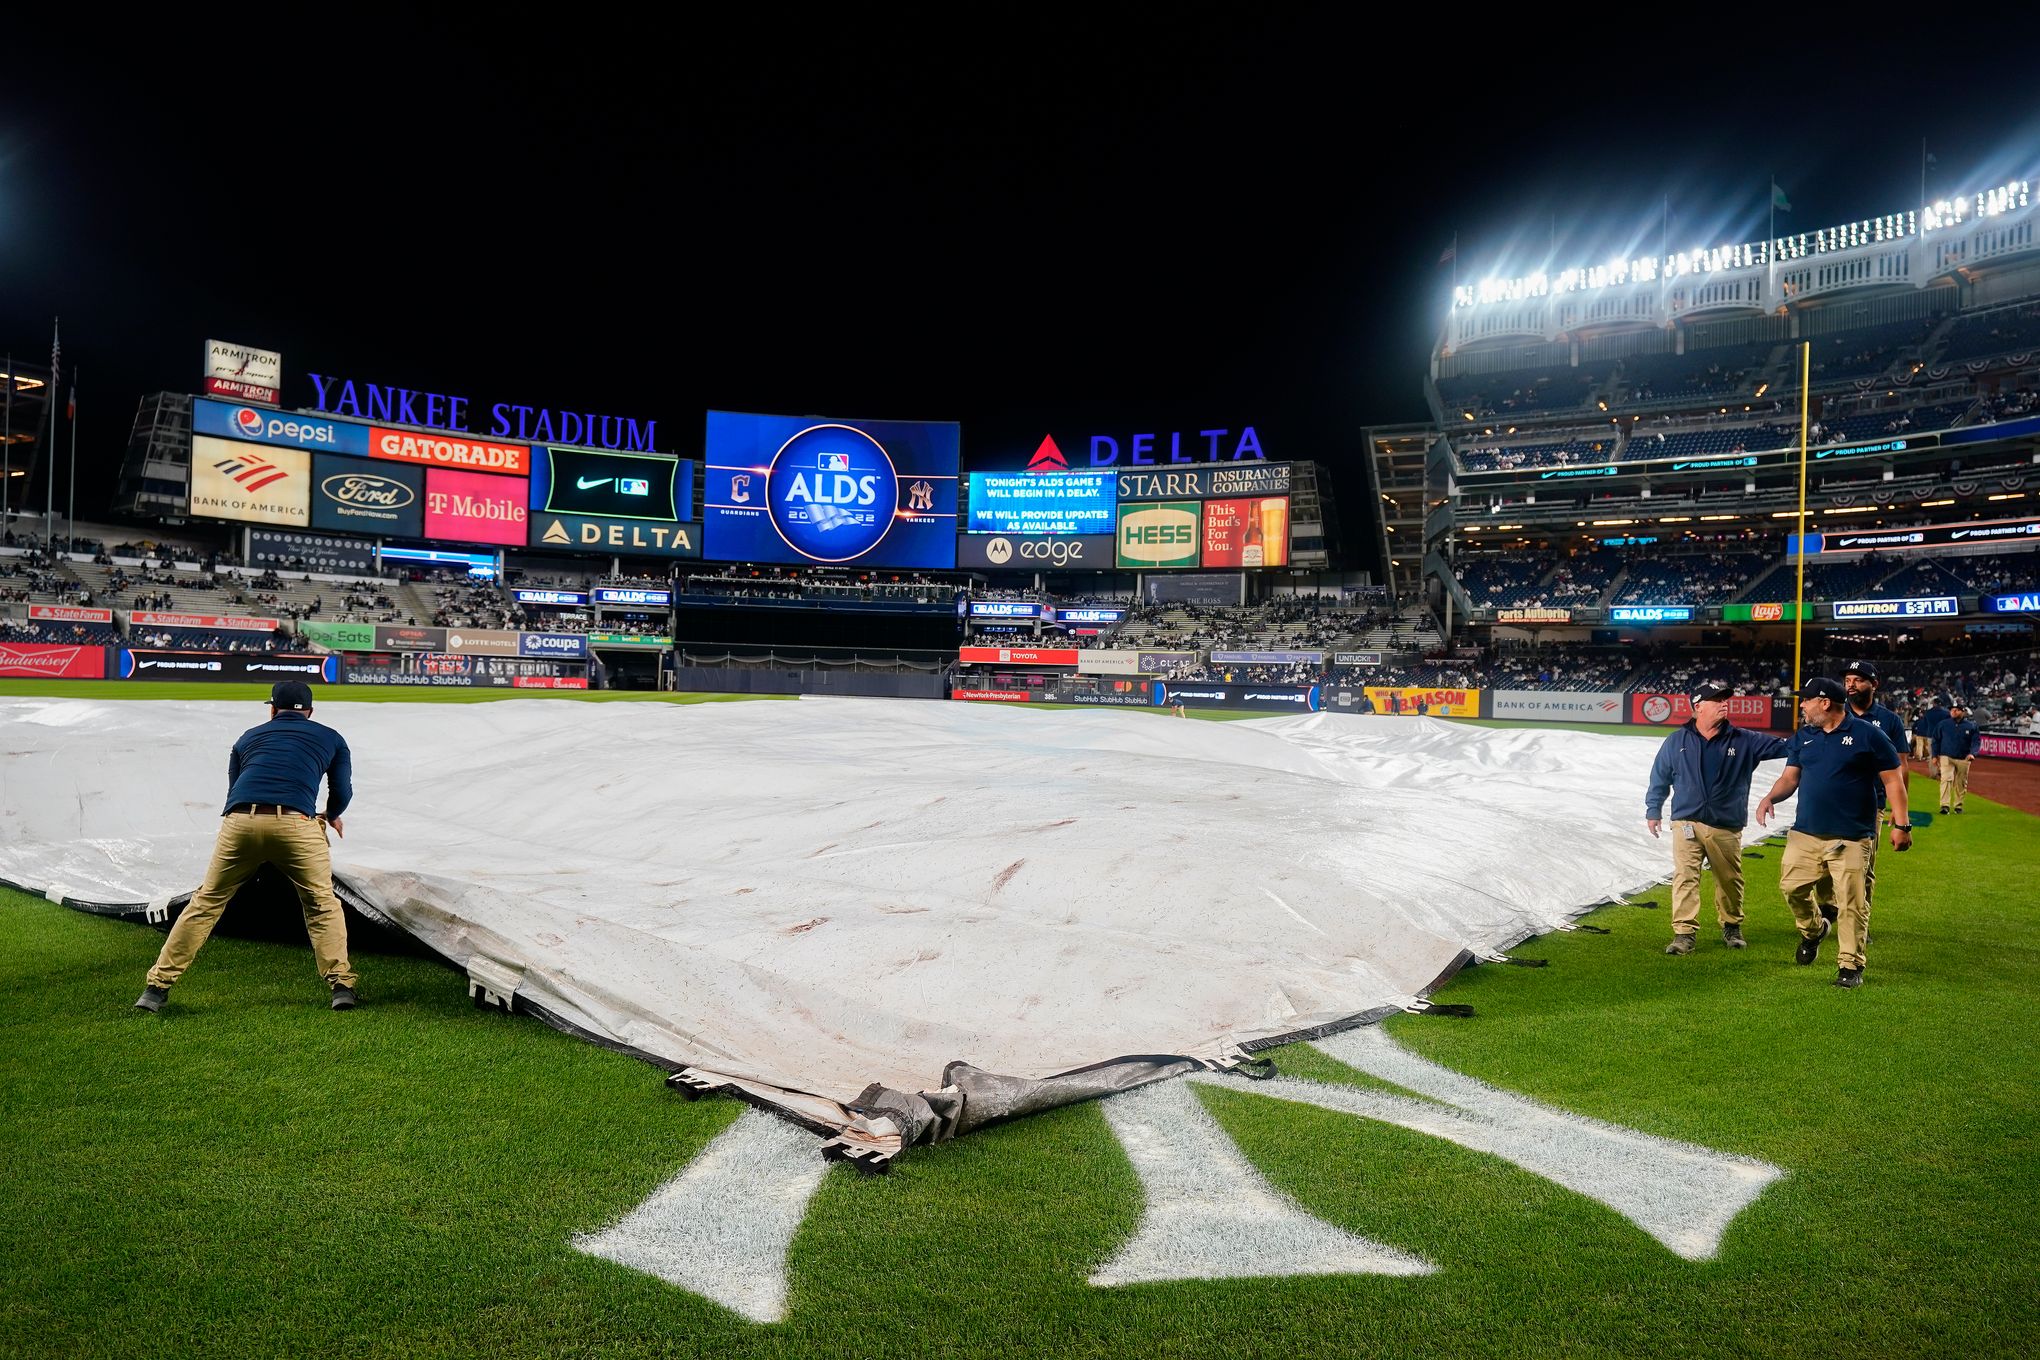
[767,424,898,562]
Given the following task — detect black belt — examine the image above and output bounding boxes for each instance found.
[229,804,313,818]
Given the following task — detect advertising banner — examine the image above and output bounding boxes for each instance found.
[592,586,672,608]
[586,633,671,647]
[250,526,381,574]
[513,675,590,689]
[1723,602,1812,622]
[1360,686,1483,717]
[343,668,518,688]
[1607,604,1695,623]
[1981,590,2040,613]
[299,621,377,652]
[966,472,1116,535]
[1200,497,1290,568]
[1061,680,1154,706]
[1116,501,1201,568]
[202,340,283,404]
[951,688,1035,702]
[968,601,1041,619]
[955,532,1116,570]
[1811,516,2040,553]
[1116,462,1292,502]
[1137,650,1202,675]
[1332,652,1384,666]
[190,436,311,526]
[0,642,106,678]
[119,651,339,682]
[1051,606,1126,624]
[370,428,530,476]
[28,604,113,624]
[530,511,700,557]
[520,632,589,659]
[1077,650,1145,676]
[703,410,960,569]
[1978,732,2040,762]
[130,611,281,632]
[1152,682,1322,712]
[1141,572,1241,605]
[373,625,448,652]
[514,589,588,606]
[1210,650,1323,665]
[1491,690,1623,721]
[1496,607,1573,624]
[443,628,521,656]
[1630,692,1774,727]
[1830,596,1959,620]
[309,455,424,538]
[424,468,530,546]
[959,646,1080,666]
[530,446,691,521]
[194,397,368,454]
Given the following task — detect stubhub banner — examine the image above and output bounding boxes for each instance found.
[703,410,959,569]
[193,398,371,456]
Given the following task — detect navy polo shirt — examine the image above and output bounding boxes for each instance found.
[1935,718,1981,761]
[1849,700,1907,806]
[1784,714,1900,840]
[222,712,353,819]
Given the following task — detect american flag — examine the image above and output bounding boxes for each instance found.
[48,319,60,412]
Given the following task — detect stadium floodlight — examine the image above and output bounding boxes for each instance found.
[1989,493,2027,501]
[1919,499,1954,507]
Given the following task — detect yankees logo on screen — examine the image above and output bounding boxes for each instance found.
[768,425,898,562]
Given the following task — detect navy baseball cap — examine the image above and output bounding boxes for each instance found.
[270,681,315,711]
[1689,682,1735,703]
[1798,677,1846,703]
[1843,660,1878,681]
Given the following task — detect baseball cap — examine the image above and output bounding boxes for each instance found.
[1843,660,1878,681]
[1689,683,1735,703]
[1798,677,1846,703]
[270,680,315,711]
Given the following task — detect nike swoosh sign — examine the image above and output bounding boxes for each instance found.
[578,476,613,490]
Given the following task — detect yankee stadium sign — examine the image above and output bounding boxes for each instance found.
[306,373,657,452]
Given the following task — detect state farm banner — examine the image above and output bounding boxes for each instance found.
[119,651,339,682]
[130,611,282,632]
[1629,692,1774,727]
[0,642,107,678]
[369,428,530,476]
[442,628,520,656]
[1362,686,1483,717]
[959,646,1080,666]
[1076,650,1146,676]
[1491,690,1623,721]
[1978,732,2040,762]
[28,604,114,624]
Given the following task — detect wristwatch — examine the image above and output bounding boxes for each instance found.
[1890,823,1912,831]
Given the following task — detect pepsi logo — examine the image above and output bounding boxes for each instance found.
[235,407,264,434]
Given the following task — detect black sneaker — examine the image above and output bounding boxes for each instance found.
[1833,967,1864,989]
[134,985,168,1013]
[1664,934,1696,956]
[330,984,358,1011]
[1941,806,1949,815]
[1721,923,1747,949]
[1954,806,1963,814]
[1794,918,1830,966]
[1819,903,1838,925]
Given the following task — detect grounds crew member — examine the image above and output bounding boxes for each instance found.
[1755,677,1912,989]
[1814,660,1909,925]
[1644,684,1790,954]
[1935,701,1981,814]
[135,680,359,1012]
[1916,695,1951,764]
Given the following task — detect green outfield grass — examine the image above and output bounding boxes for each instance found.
[0,679,784,704]
[1,718,2034,1358]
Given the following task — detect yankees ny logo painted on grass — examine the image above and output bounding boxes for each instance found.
[574,1027,1784,1322]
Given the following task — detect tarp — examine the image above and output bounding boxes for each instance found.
[0,698,1774,1159]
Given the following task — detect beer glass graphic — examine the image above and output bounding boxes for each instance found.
[1257,499,1287,565]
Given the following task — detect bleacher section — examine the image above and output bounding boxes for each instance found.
[1612,552,1767,606]
[1459,430,1620,472]
[1819,400,1974,445]
[1618,341,1776,406]
[1623,422,1796,461]
[1930,301,2040,369]
[1798,319,1939,388]
[1438,364,1605,418]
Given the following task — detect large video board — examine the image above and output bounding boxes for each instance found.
[966,472,1115,535]
[703,410,958,568]
[530,445,692,521]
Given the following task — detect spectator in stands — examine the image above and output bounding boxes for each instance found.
[134,681,360,1015]
[1644,684,1791,955]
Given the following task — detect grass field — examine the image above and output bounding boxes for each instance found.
[2,697,2036,1358]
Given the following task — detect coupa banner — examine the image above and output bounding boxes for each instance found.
[1361,686,1482,717]
[1630,692,1775,727]
[119,651,340,682]
[1153,682,1321,712]
[1491,691,1623,721]
[0,642,107,679]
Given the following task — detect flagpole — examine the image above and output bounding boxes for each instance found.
[66,370,77,555]
[1768,176,1777,305]
[46,320,58,545]
[1793,340,1811,691]
[2,351,11,533]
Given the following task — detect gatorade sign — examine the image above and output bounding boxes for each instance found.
[1116,501,1201,568]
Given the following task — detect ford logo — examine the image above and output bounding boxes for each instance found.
[322,473,415,508]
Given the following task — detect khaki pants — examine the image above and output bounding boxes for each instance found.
[1668,820,1746,934]
[1780,829,1874,970]
[1911,734,1931,760]
[147,811,356,990]
[1938,756,1972,810]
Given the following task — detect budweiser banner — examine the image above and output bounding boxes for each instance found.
[129,611,282,633]
[0,642,107,679]
[28,605,114,624]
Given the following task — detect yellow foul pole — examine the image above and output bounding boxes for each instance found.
[1793,341,1810,690]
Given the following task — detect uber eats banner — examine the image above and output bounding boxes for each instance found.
[300,621,378,652]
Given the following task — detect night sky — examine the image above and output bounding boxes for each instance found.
[6,19,2037,562]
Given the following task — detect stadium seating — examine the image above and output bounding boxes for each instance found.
[1459,430,1620,472]
[1617,341,1777,407]
[1437,364,1606,418]
[1456,555,1556,609]
[1622,421,1797,461]
[1796,319,1939,389]
[1612,552,1768,606]
[0,618,122,647]
[1930,301,2040,368]
[1817,400,1974,445]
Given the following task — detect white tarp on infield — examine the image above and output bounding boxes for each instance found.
[0,697,1771,1147]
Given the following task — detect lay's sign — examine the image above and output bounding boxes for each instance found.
[1116,501,1201,568]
